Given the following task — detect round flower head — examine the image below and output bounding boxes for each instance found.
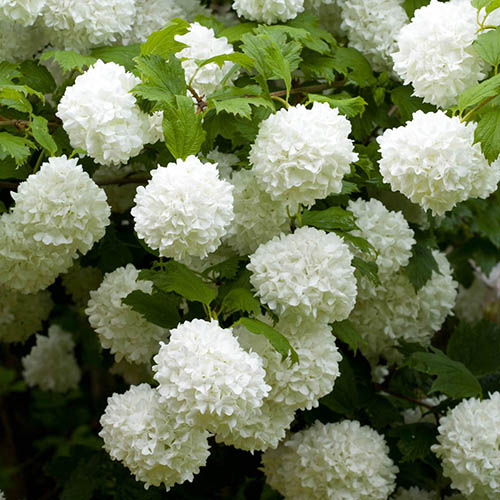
[338,0,408,72]
[350,251,457,365]
[99,384,211,491]
[392,0,486,108]
[235,315,342,411]
[132,156,234,261]
[0,20,47,62]
[22,325,81,392]
[377,110,500,215]
[0,213,76,294]
[232,0,304,24]
[61,262,102,308]
[153,319,270,432]
[42,0,135,51]
[11,156,110,253]
[393,487,437,500]
[347,198,415,275]
[206,147,239,180]
[57,61,160,166]
[262,420,398,500]
[0,288,53,343]
[0,0,45,26]
[432,392,500,499]
[226,168,291,256]
[250,103,358,208]
[175,22,237,98]
[85,264,169,364]
[248,226,357,323]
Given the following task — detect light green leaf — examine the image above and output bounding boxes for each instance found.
[212,96,273,119]
[307,93,367,117]
[458,73,500,112]
[135,54,186,96]
[197,52,254,71]
[122,290,180,329]
[221,288,261,316]
[474,27,500,67]
[302,206,358,232]
[236,317,299,363]
[474,106,500,162]
[0,61,21,84]
[203,256,240,280]
[140,18,190,58]
[0,87,32,112]
[31,115,57,155]
[285,12,336,55]
[331,319,366,355]
[40,50,97,74]
[332,47,376,87]
[91,44,140,74]
[219,22,257,43]
[0,132,35,166]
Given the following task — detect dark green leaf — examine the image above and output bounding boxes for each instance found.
[140,18,190,58]
[406,347,483,399]
[335,231,375,254]
[403,0,430,18]
[0,132,34,166]
[331,319,366,355]
[391,85,434,123]
[405,243,439,292]
[285,12,336,54]
[332,47,375,87]
[91,44,140,73]
[40,50,97,74]
[31,115,57,155]
[122,289,180,329]
[0,156,30,179]
[0,61,21,83]
[388,423,437,463]
[468,198,500,248]
[474,27,500,67]
[19,60,56,94]
[302,206,358,232]
[203,256,240,280]
[448,320,500,377]
[140,262,217,305]
[352,256,380,286]
[236,317,299,363]
[474,106,500,162]
[308,93,367,117]
[221,288,261,316]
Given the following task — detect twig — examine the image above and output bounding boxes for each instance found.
[374,384,435,410]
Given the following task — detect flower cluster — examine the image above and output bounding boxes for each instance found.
[232,0,305,24]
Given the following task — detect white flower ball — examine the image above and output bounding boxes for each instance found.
[393,487,437,500]
[0,213,76,294]
[42,0,135,51]
[262,420,398,500]
[235,315,342,411]
[85,264,169,364]
[215,399,296,452]
[132,156,234,260]
[392,0,487,108]
[12,156,110,253]
[305,1,346,38]
[206,147,239,180]
[377,111,500,215]
[338,0,408,72]
[0,288,53,343]
[249,103,358,208]
[432,392,500,499]
[0,0,45,26]
[57,61,160,166]
[153,319,270,432]
[232,0,305,24]
[350,251,457,365]
[99,384,211,491]
[0,20,47,62]
[22,325,81,392]
[175,22,237,98]
[248,226,357,323]
[226,168,290,256]
[347,198,415,275]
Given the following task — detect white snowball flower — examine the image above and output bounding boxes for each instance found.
[338,0,408,73]
[233,0,305,24]
[0,0,45,26]
[42,0,135,51]
[153,319,270,432]
[206,147,239,180]
[248,227,357,323]
[22,325,81,392]
[262,420,398,500]
[57,61,160,166]
[305,1,346,38]
[99,384,211,491]
[0,213,76,294]
[132,156,234,260]
[377,111,500,215]
[350,251,457,365]
[392,0,487,108]
[175,22,237,98]
[235,315,342,411]
[0,20,47,62]
[347,198,415,275]
[250,103,358,208]
[393,487,437,500]
[432,392,500,499]
[0,289,53,343]
[85,264,169,364]
[225,168,291,256]
[12,156,110,254]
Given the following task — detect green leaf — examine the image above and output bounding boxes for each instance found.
[60,454,106,500]
[162,95,206,159]
[388,423,437,463]
[40,50,97,74]
[0,86,32,112]
[474,27,500,67]
[474,106,500,162]
[0,61,21,84]
[332,47,375,87]
[140,262,217,305]
[19,60,56,94]
[31,115,57,155]
[0,156,30,180]
[140,18,190,58]
[285,12,336,55]
[406,347,483,399]
[122,290,180,329]
[236,317,299,363]
[219,22,257,43]
[337,231,375,254]
[302,206,358,232]
[212,96,273,119]
[221,288,261,316]
[203,256,240,280]
[0,132,34,166]
[352,256,380,286]
[468,198,500,249]
[135,54,186,96]
[405,243,439,292]
[403,0,430,18]
[197,52,254,71]
[308,93,367,117]
[458,73,500,112]
[448,320,500,376]
[91,44,141,74]
[192,14,225,36]
[391,85,434,123]
[331,319,366,355]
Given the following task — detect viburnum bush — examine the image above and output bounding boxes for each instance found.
[2,0,500,498]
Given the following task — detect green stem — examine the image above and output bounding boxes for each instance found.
[32,150,45,174]
[461,95,496,122]
[271,95,289,109]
